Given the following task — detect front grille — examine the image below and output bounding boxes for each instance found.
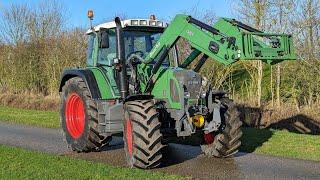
[173,69,202,99]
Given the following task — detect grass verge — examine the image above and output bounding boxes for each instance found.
[0,145,182,179]
[241,128,320,161]
[0,106,59,128]
[0,106,319,161]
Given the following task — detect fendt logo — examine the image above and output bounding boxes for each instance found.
[186,29,194,36]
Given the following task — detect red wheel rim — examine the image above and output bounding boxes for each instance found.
[65,93,85,139]
[126,118,133,155]
[204,133,215,144]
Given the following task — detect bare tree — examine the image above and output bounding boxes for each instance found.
[293,0,320,61]
[269,0,296,107]
[0,4,31,45]
[0,1,83,95]
[235,0,272,107]
[27,0,65,41]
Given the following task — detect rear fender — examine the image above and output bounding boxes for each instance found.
[59,69,101,99]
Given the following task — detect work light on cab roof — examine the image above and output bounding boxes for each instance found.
[86,11,166,34]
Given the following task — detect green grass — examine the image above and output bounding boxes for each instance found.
[0,106,59,128]
[0,106,319,161]
[0,145,182,179]
[241,128,320,161]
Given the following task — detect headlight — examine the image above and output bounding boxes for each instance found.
[201,92,206,98]
[131,20,139,26]
[202,77,208,87]
[184,92,190,98]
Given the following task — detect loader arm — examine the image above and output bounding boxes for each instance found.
[141,14,238,66]
[141,14,295,67]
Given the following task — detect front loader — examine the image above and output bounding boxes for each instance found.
[59,11,296,169]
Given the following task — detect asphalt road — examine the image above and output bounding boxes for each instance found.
[0,121,319,179]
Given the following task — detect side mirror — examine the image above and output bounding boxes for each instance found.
[99,29,109,49]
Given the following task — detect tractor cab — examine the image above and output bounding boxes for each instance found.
[86,15,167,67]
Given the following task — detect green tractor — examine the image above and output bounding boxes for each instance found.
[59,11,296,169]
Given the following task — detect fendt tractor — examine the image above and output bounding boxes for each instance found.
[59,11,296,169]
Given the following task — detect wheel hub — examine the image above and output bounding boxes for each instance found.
[65,93,85,139]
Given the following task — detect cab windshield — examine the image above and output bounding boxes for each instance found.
[124,31,161,58]
[97,29,162,65]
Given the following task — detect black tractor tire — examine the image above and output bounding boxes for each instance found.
[201,98,243,157]
[60,77,111,152]
[123,100,163,169]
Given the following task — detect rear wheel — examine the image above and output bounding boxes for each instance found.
[201,98,242,157]
[60,77,111,152]
[123,100,163,169]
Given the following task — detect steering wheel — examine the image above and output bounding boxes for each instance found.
[127,51,144,60]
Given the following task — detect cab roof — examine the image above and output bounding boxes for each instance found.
[86,19,167,34]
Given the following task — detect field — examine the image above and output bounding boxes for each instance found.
[0,106,59,128]
[0,106,319,161]
[0,145,181,179]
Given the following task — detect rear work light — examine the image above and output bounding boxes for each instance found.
[140,20,147,25]
[131,20,139,25]
[149,21,157,26]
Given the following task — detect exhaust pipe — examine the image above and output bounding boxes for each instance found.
[115,17,128,99]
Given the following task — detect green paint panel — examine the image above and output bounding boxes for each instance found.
[88,67,120,100]
[150,67,182,109]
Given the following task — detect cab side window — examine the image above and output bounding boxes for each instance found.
[98,29,116,66]
[86,33,95,66]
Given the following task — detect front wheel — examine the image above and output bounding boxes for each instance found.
[201,98,243,157]
[123,100,163,169]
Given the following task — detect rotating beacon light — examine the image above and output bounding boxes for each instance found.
[87,10,94,29]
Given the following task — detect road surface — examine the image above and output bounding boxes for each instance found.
[0,122,319,179]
